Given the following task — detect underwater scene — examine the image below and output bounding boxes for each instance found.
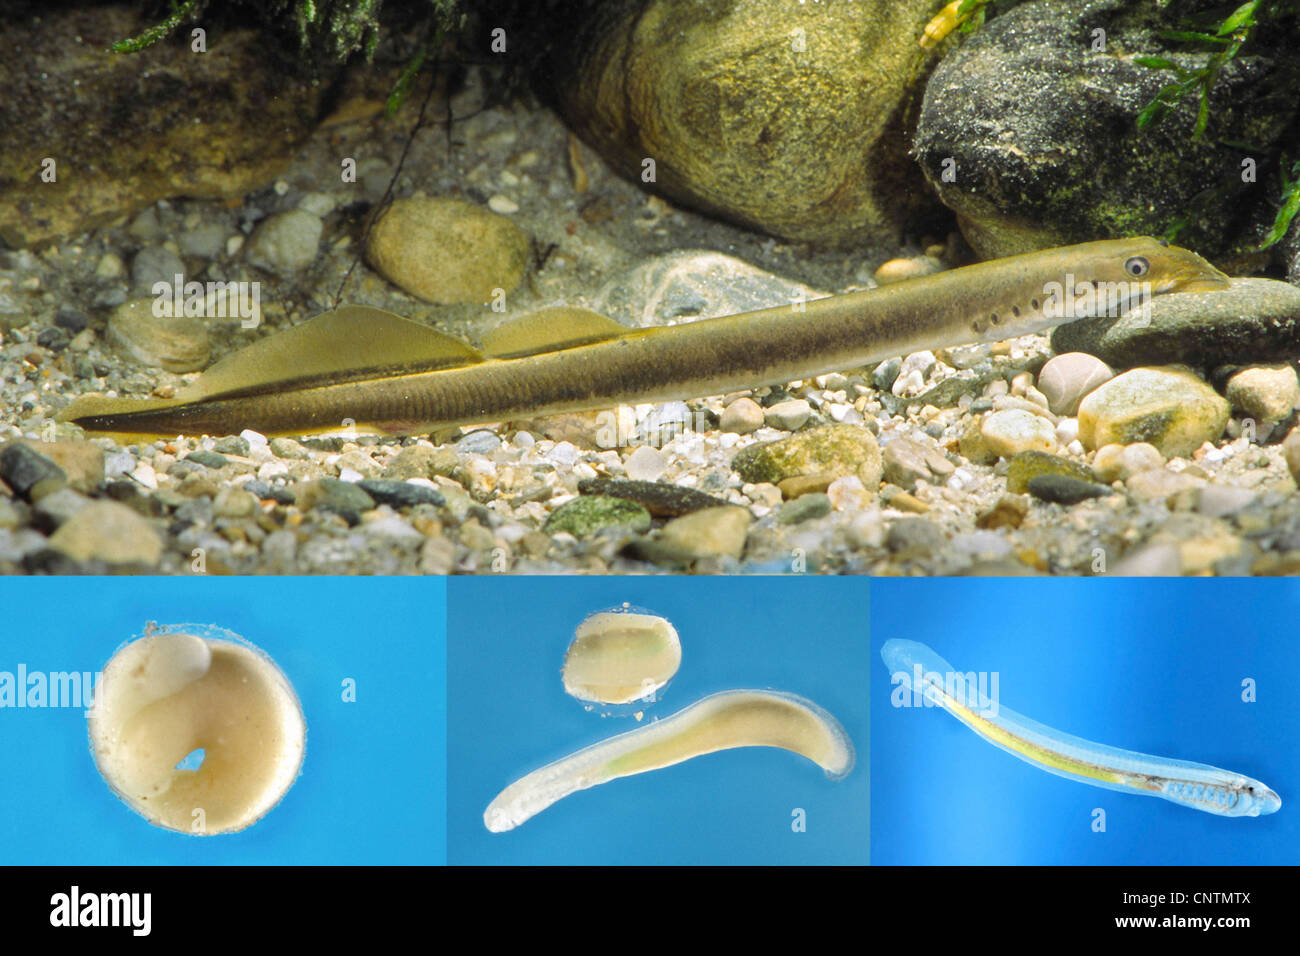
[0,0,1296,924]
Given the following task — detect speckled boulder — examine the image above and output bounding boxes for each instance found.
[543,0,946,247]
[914,0,1300,259]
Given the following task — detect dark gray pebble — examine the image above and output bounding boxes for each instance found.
[1026,473,1111,505]
[357,479,446,508]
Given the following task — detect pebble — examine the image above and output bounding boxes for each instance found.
[385,445,454,480]
[1092,442,1164,482]
[1285,426,1300,484]
[886,517,944,556]
[1077,366,1229,458]
[871,357,902,392]
[958,415,996,465]
[576,478,729,516]
[645,505,751,562]
[295,478,375,526]
[764,398,812,431]
[54,308,90,333]
[593,250,823,327]
[487,194,520,214]
[47,500,162,567]
[106,298,210,372]
[365,197,529,304]
[178,223,229,259]
[1125,469,1205,502]
[455,430,503,455]
[186,450,229,469]
[975,494,1028,530]
[980,408,1057,458]
[1026,474,1110,505]
[777,493,832,524]
[130,245,186,294]
[0,443,67,501]
[1037,352,1113,416]
[873,256,943,285]
[826,475,873,510]
[213,486,258,519]
[881,438,932,491]
[544,496,651,537]
[269,437,309,460]
[623,445,667,481]
[32,487,92,529]
[297,192,336,217]
[731,425,882,488]
[1193,485,1257,518]
[1110,542,1183,576]
[1004,450,1096,494]
[720,397,764,434]
[357,479,446,509]
[214,435,251,456]
[362,514,426,545]
[244,209,323,274]
[1224,365,1299,423]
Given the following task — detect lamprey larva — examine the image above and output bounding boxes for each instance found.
[87,623,306,835]
[484,689,854,832]
[882,639,1280,818]
[561,606,681,706]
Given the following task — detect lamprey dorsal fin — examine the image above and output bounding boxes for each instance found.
[479,306,629,359]
[174,305,485,402]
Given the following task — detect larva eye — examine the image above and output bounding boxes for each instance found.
[1124,256,1149,277]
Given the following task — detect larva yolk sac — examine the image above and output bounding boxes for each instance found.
[562,608,682,706]
[87,625,305,835]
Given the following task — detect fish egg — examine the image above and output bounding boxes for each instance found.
[87,623,305,835]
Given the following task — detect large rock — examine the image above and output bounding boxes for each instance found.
[914,0,1300,260]
[1052,278,1300,369]
[543,0,948,247]
[0,5,336,248]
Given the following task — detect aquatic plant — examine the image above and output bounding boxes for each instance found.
[110,0,461,66]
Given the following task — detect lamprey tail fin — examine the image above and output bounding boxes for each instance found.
[479,306,629,359]
[174,305,485,401]
[57,393,188,426]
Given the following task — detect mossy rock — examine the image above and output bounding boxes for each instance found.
[731,425,882,487]
[544,496,651,538]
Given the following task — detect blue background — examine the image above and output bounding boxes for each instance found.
[871,578,1299,865]
[0,577,445,865]
[448,576,869,864]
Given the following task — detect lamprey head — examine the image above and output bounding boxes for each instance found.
[1110,236,1231,294]
[1237,780,1282,818]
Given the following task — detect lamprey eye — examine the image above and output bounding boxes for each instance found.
[1124,256,1150,277]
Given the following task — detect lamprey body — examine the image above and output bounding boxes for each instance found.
[882,639,1280,818]
[59,238,1228,439]
[484,689,853,832]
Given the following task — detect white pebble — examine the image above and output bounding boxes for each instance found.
[827,475,871,510]
[624,445,667,481]
[129,462,158,490]
[1055,417,1079,445]
[488,195,520,214]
